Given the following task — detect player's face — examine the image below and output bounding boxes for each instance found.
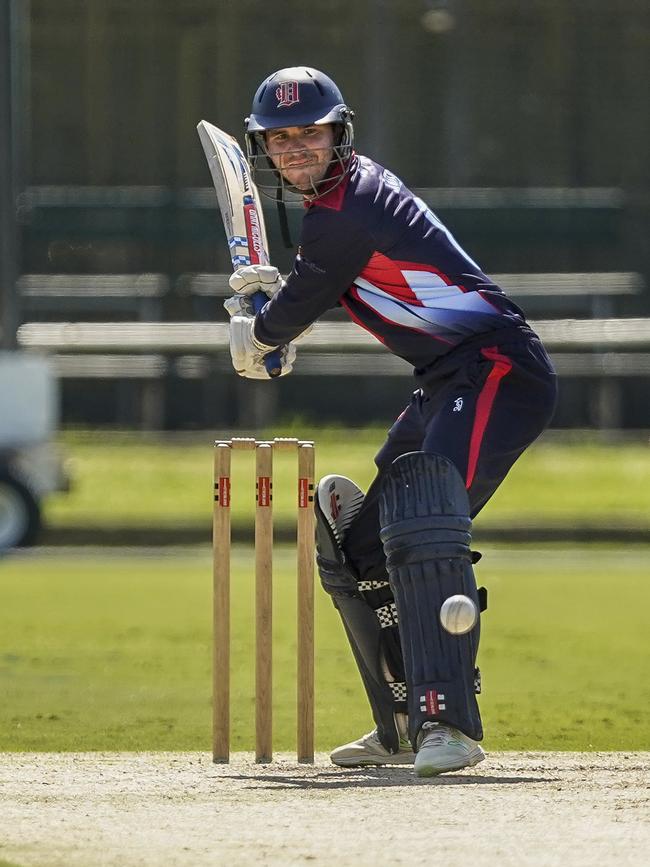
[265,124,335,192]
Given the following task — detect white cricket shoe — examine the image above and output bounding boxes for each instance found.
[414,722,485,777]
[330,729,415,767]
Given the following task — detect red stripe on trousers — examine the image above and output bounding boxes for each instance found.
[465,346,513,489]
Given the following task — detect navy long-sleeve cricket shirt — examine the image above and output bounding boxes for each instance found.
[254,154,527,370]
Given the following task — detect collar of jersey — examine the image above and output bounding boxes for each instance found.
[304,152,356,212]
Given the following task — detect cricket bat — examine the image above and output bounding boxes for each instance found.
[197,119,282,378]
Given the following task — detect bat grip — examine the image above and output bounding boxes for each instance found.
[251,291,283,378]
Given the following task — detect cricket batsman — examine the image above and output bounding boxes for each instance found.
[224,66,558,776]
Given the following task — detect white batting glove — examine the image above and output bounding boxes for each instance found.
[223,294,252,318]
[224,295,314,344]
[235,353,295,379]
[229,315,296,379]
[229,264,284,299]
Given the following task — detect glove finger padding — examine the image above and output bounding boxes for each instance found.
[237,348,295,379]
[235,344,296,378]
[229,315,296,379]
[223,295,253,318]
[229,264,284,299]
[282,342,297,369]
[229,315,269,371]
[236,363,277,380]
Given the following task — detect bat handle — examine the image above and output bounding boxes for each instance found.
[251,291,283,378]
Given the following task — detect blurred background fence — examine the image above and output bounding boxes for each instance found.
[2,0,649,430]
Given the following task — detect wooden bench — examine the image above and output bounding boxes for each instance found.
[20,318,650,352]
[16,317,650,429]
[17,319,650,359]
[16,270,643,327]
[18,273,169,321]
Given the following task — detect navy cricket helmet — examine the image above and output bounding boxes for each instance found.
[245,66,355,200]
[246,66,353,132]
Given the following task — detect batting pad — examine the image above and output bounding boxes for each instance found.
[379,452,483,744]
[315,476,407,754]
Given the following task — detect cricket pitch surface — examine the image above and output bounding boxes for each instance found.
[1,752,648,866]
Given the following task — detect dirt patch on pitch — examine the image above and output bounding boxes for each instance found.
[1,752,648,866]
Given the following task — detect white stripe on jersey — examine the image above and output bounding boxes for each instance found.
[354,285,456,336]
[354,273,499,316]
[354,275,455,304]
[400,269,450,292]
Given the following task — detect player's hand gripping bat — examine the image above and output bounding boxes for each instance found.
[197,120,283,378]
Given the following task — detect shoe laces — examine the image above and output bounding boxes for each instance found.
[362,729,412,753]
[360,729,382,747]
[420,722,453,748]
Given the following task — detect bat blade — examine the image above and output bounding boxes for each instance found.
[197,119,282,378]
[197,120,270,269]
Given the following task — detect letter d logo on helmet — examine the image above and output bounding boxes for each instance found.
[246,66,352,132]
[275,81,300,108]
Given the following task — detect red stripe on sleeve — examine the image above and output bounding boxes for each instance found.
[360,251,420,303]
[465,346,513,489]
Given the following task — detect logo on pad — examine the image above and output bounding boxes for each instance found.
[276,81,300,108]
[420,689,446,714]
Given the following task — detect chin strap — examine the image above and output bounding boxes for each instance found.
[276,187,293,249]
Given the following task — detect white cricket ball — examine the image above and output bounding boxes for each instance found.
[440,594,478,635]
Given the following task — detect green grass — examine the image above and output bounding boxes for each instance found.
[1,545,648,752]
[46,429,650,530]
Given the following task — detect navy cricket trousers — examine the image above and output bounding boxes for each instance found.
[342,327,558,583]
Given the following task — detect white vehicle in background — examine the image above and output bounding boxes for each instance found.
[0,352,69,549]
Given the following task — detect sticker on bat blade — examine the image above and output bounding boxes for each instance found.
[243,199,266,265]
